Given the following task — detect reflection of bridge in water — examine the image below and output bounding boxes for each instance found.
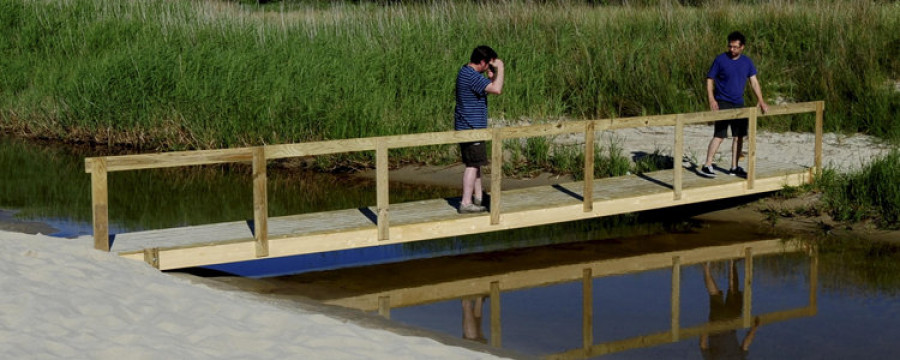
[84,103,823,270]
[319,239,816,358]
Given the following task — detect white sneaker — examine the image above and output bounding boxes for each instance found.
[458,203,486,214]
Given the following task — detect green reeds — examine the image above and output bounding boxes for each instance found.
[1,0,897,155]
[815,149,900,229]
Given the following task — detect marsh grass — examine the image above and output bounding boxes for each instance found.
[814,150,900,229]
[1,0,897,160]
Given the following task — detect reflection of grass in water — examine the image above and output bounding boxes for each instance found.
[0,136,92,221]
[813,236,900,296]
[0,136,458,231]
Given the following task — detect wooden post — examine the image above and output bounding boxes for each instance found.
[583,122,595,212]
[747,107,758,190]
[743,247,753,327]
[143,248,160,269]
[582,268,593,350]
[252,147,269,258]
[490,281,502,347]
[376,141,389,241]
[490,128,503,225]
[378,295,391,319]
[814,101,824,177]
[671,255,681,341]
[90,158,110,251]
[673,116,684,200]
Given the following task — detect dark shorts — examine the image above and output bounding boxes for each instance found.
[713,101,748,138]
[709,291,743,322]
[460,141,488,167]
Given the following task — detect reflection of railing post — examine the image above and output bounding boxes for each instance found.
[90,158,110,251]
[814,101,825,177]
[743,247,754,327]
[810,250,818,309]
[671,256,681,341]
[490,281,502,347]
[490,128,503,225]
[376,140,389,241]
[673,116,684,200]
[252,147,269,257]
[582,268,593,350]
[583,122,595,212]
[378,295,390,319]
[747,107,758,190]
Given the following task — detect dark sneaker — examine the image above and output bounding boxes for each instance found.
[729,166,747,177]
[458,203,486,214]
[473,197,483,206]
[699,165,717,178]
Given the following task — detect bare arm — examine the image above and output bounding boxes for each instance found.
[706,78,718,111]
[749,75,768,114]
[485,59,504,95]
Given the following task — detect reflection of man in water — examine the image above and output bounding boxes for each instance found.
[700,261,761,360]
[461,296,487,343]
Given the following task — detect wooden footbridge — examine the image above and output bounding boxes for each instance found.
[85,102,824,270]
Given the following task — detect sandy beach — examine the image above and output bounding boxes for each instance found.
[1,128,894,358]
[0,230,512,359]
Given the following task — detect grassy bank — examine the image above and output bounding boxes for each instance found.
[1,0,898,154]
[815,149,900,229]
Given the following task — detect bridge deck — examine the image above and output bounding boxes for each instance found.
[115,160,810,270]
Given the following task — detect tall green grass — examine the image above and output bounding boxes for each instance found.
[1,0,897,154]
[815,149,900,229]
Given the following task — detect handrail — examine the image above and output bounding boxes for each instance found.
[86,101,824,252]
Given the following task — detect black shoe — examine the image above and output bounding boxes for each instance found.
[729,166,747,177]
[699,165,717,178]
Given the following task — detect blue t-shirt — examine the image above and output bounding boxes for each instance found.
[454,65,492,130]
[707,53,758,106]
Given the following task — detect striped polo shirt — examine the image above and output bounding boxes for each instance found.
[454,65,492,130]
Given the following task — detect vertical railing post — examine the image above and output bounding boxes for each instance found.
[583,121,595,212]
[743,247,754,327]
[490,281,502,347]
[671,255,681,341]
[673,115,684,200]
[747,107,758,190]
[89,158,110,251]
[252,147,269,258]
[376,140,390,241]
[814,101,825,177]
[490,128,503,225]
[582,268,593,350]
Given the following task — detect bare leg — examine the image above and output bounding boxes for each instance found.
[703,262,720,295]
[473,168,483,203]
[461,166,479,206]
[728,259,739,292]
[705,137,725,167]
[731,136,744,169]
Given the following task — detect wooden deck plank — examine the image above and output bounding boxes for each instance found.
[113,160,810,269]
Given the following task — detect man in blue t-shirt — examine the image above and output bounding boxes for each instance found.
[699,31,769,179]
[454,46,504,214]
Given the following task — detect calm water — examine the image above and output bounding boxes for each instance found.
[3,135,899,358]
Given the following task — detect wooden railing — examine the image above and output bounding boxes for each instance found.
[85,101,824,252]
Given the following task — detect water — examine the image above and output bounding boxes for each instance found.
[3,135,899,358]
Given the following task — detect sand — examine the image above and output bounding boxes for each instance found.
[0,230,509,359]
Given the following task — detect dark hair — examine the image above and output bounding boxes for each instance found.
[727,31,746,46]
[470,45,498,64]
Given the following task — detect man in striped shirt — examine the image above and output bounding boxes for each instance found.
[455,45,504,214]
